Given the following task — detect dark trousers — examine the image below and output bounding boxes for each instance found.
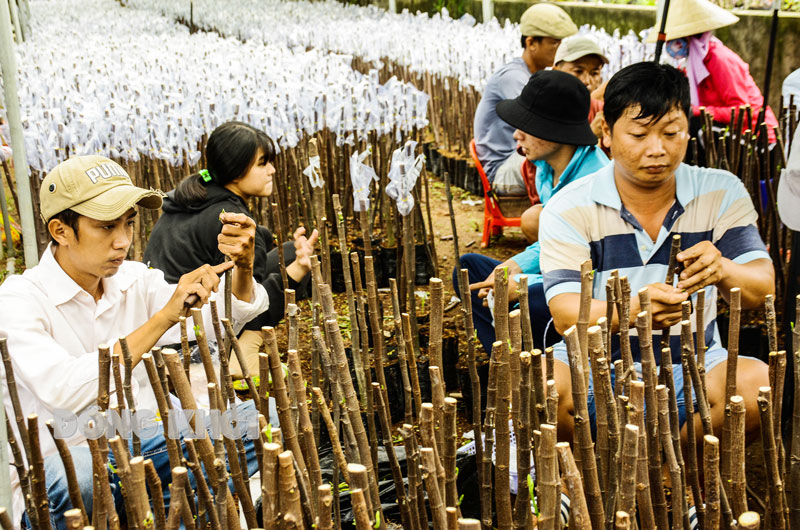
[452,253,561,356]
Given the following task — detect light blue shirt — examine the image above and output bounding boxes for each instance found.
[510,145,609,280]
[473,58,532,181]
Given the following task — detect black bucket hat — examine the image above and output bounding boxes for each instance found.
[496,70,597,146]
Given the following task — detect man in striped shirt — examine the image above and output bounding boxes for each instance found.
[539,62,772,443]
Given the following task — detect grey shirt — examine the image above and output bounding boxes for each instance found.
[473,57,532,181]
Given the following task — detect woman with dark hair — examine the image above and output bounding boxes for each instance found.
[144,121,317,376]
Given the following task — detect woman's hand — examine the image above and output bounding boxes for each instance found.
[286,226,319,282]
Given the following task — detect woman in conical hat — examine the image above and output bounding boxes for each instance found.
[649,0,778,143]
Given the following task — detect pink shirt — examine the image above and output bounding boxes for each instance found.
[694,39,777,142]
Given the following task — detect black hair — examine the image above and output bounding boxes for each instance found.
[49,208,81,246]
[174,121,276,207]
[603,62,691,132]
[520,35,543,49]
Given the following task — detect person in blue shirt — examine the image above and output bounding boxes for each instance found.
[455,70,609,354]
[472,3,577,196]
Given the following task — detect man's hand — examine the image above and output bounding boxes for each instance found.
[160,262,233,325]
[639,282,689,330]
[469,260,522,306]
[676,241,722,295]
[218,212,256,271]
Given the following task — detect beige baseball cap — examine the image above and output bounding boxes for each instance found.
[554,35,609,65]
[519,4,578,40]
[646,0,738,42]
[40,155,163,222]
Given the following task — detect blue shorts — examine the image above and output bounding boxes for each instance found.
[552,346,755,430]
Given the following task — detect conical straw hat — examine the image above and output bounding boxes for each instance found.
[647,0,739,43]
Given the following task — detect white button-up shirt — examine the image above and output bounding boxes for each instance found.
[0,245,269,522]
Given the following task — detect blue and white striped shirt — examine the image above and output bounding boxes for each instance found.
[539,161,770,364]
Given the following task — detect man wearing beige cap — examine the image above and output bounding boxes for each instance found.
[473,3,577,195]
[0,155,270,529]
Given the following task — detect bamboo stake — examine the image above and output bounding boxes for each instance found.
[616,277,635,387]
[348,464,374,521]
[530,349,545,431]
[144,459,166,530]
[141,353,181,469]
[722,287,741,491]
[287,348,322,519]
[64,509,83,530]
[704,435,721,530]
[429,366,447,486]
[45,421,88,525]
[587,326,609,496]
[332,194,366,405]
[279,450,303,525]
[323,318,384,525]
[420,402,446,498]
[311,387,350,483]
[513,352,532,530]
[458,519,482,530]
[538,424,559,530]
[494,266,510,345]
[443,397,458,511]
[556,442,591,530]
[160,349,239,526]
[351,489,373,530]
[262,443,280,530]
[681,344,705,530]
[494,340,513,530]
[179,316,192,383]
[430,277,444,371]
[373,382,413,530]
[509,310,522,424]
[5,415,33,528]
[618,424,640,521]
[184,440,221,530]
[660,235,681,352]
[402,312,424,419]
[481,341,499,530]
[118,337,141,457]
[318,484,334,530]
[108,436,143,530]
[738,512,761,529]
[402,424,427,530]
[790,346,800,528]
[577,260,593,391]
[97,344,111,413]
[0,338,32,469]
[729,395,748,518]
[657,385,684,529]
[422,447,448,530]
[564,327,605,529]
[758,386,786,529]
[458,267,484,506]
[167,467,195,530]
[518,275,535,353]
[27,415,53,530]
[771,350,787,479]
[628,381,657,529]
[389,279,414,427]
[545,379,558,426]
[111,351,125,415]
[87,437,120,530]
[222,318,258,406]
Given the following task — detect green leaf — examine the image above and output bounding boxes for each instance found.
[528,475,539,516]
[373,511,380,529]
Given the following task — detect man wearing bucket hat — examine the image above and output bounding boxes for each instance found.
[0,155,271,529]
[456,70,609,356]
[650,0,778,144]
[473,3,577,195]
